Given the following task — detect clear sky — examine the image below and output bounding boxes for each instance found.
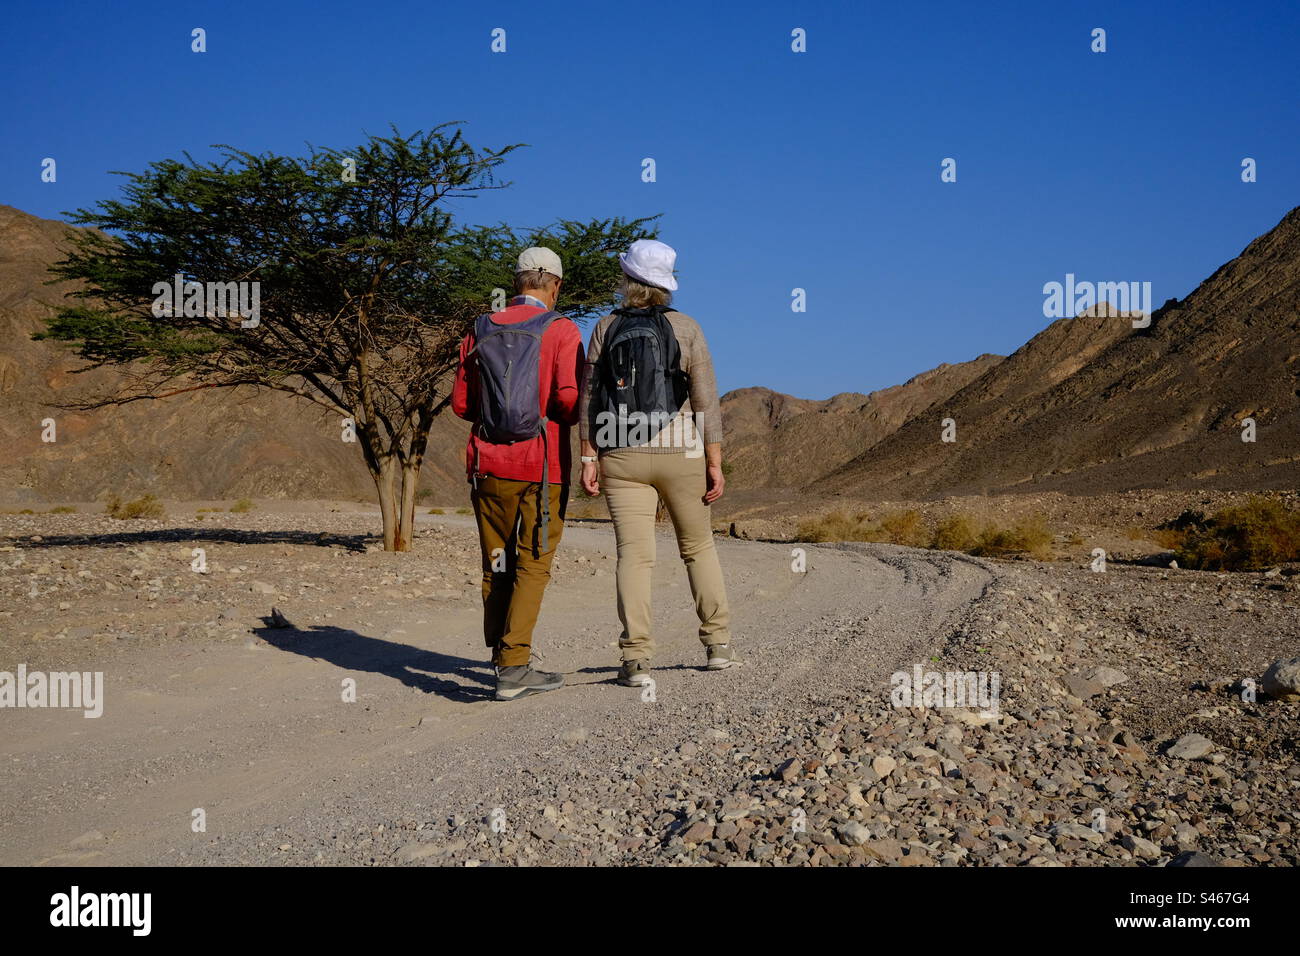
[2,0,1297,399]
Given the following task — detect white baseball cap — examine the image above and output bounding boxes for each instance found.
[516,246,562,279]
[619,239,678,292]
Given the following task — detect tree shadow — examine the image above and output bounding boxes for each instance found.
[253,623,493,702]
[9,527,376,552]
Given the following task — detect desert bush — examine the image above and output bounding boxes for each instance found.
[1174,496,1300,571]
[930,513,980,552]
[797,509,928,546]
[105,494,165,520]
[1012,516,1057,559]
[797,509,870,542]
[879,509,927,547]
[798,508,1054,558]
[1160,509,1210,533]
[1152,528,1184,550]
[229,498,255,513]
[428,507,445,515]
[968,515,1052,560]
[415,488,432,503]
[455,508,471,515]
[48,505,77,514]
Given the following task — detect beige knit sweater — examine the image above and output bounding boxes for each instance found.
[580,309,723,453]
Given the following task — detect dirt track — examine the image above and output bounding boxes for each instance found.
[0,511,992,865]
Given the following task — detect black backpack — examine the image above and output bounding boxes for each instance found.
[592,305,688,449]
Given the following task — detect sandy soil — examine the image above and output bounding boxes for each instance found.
[1,504,1296,866]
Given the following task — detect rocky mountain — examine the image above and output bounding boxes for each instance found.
[5,202,1298,507]
[0,205,470,506]
[720,355,1003,489]
[816,206,1300,498]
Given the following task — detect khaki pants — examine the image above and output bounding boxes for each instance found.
[471,476,567,668]
[600,450,731,661]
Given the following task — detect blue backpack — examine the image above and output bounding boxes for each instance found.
[467,309,561,551]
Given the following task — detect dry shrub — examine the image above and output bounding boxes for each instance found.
[106,494,165,520]
[797,509,871,542]
[1152,509,1207,552]
[931,513,980,551]
[1152,528,1184,550]
[880,509,927,547]
[229,498,255,513]
[799,508,1055,560]
[968,515,1052,560]
[1174,496,1300,570]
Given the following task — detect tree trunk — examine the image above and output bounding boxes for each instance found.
[375,456,399,551]
[396,460,419,552]
[360,397,435,553]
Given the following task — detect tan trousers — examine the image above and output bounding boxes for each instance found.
[600,450,731,661]
[471,476,567,668]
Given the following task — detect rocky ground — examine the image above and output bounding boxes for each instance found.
[1,503,1296,867]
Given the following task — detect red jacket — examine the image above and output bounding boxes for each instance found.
[452,300,584,484]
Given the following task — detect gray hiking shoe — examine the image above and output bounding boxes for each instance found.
[617,659,652,687]
[494,664,564,701]
[705,643,736,670]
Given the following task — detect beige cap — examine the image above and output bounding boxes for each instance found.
[515,246,562,279]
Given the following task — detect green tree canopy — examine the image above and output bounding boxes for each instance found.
[40,124,657,549]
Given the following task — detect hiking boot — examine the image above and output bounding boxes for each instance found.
[617,659,652,687]
[705,643,736,670]
[494,664,564,701]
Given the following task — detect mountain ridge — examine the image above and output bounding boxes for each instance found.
[3,202,1297,504]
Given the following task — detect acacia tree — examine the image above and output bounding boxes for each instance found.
[40,125,656,550]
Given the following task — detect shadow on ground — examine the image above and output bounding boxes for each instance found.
[9,527,377,551]
[254,624,493,702]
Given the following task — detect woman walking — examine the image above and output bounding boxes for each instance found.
[580,239,734,687]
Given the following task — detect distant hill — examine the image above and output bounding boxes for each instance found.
[720,355,1003,489]
[4,202,1297,507]
[0,204,469,505]
[817,206,1300,497]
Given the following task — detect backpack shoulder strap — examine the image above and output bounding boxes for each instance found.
[531,309,561,331]
[465,312,498,357]
[652,306,684,362]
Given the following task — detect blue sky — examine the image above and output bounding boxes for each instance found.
[3,0,1297,399]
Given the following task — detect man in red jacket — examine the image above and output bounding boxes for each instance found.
[452,248,584,701]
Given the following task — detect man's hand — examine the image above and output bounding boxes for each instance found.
[581,461,600,497]
[704,462,725,504]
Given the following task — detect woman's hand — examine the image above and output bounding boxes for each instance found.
[703,462,725,504]
[581,460,601,497]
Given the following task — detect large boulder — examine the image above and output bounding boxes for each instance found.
[1261,657,1300,700]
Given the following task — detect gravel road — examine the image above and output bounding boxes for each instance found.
[0,513,989,865]
[3,510,1296,866]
